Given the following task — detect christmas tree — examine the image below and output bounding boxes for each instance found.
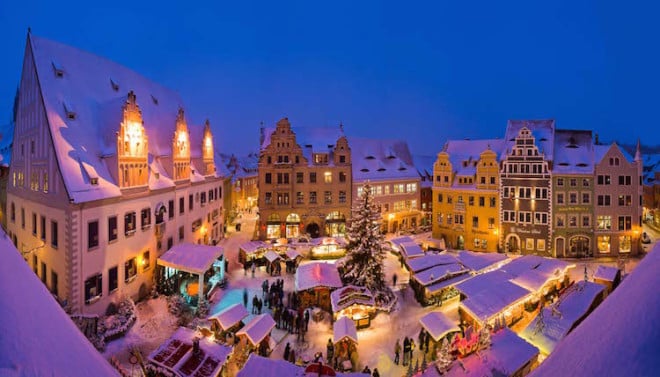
[338,182,395,306]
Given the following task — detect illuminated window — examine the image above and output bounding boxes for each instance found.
[597,236,611,253]
[619,236,631,253]
[597,216,611,230]
[324,172,332,183]
[125,258,137,282]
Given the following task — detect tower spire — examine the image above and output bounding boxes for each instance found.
[635,138,642,162]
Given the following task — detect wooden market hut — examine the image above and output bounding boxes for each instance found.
[330,285,376,329]
[236,314,276,357]
[295,262,343,311]
[263,250,282,275]
[593,265,621,297]
[332,316,359,372]
[238,241,269,265]
[419,311,461,355]
[208,303,249,342]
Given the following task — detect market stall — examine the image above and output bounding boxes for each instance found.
[263,250,282,275]
[236,314,276,357]
[295,262,343,311]
[330,285,375,329]
[208,303,249,342]
[309,237,348,259]
[284,248,303,273]
[332,316,359,372]
[238,241,269,265]
[419,311,461,354]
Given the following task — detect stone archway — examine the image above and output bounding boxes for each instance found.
[555,237,566,258]
[505,234,521,254]
[457,235,465,250]
[569,235,590,258]
[306,223,320,238]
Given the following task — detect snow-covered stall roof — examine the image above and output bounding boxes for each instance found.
[148,327,231,377]
[237,354,369,377]
[504,120,555,161]
[295,262,343,291]
[593,265,619,282]
[349,137,419,181]
[520,281,604,355]
[412,263,468,286]
[419,312,460,342]
[456,271,532,322]
[157,243,223,275]
[406,253,459,273]
[445,328,539,377]
[333,316,358,344]
[236,314,276,346]
[455,270,515,297]
[27,35,221,204]
[426,274,472,295]
[531,243,660,377]
[208,303,249,331]
[454,250,508,272]
[553,129,594,174]
[285,248,302,260]
[264,250,281,263]
[239,240,268,254]
[510,269,560,292]
[331,285,375,313]
[500,255,574,279]
[399,241,425,259]
[0,230,120,377]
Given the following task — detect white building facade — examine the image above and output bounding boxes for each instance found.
[6,34,225,315]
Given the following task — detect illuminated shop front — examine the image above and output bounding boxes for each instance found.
[310,237,348,259]
[325,211,347,237]
[266,214,281,239]
[285,213,301,238]
[330,285,376,329]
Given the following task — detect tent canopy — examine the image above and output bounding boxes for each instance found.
[209,303,249,331]
[333,316,358,344]
[157,243,223,275]
[236,314,276,346]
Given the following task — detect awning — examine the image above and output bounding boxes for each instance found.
[333,316,358,344]
[237,314,276,346]
[209,303,249,331]
[264,250,281,263]
[157,243,223,275]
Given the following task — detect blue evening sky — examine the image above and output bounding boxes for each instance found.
[0,1,658,156]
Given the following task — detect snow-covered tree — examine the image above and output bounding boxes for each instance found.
[338,182,394,305]
[533,308,546,335]
[436,337,453,373]
[477,326,491,350]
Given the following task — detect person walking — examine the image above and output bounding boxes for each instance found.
[251,262,256,278]
[394,339,401,365]
[403,337,411,366]
[304,309,310,331]
[326,338,334,364]
[243,288,248,308]
[372,368,380,377]
[418,328,426,352]
[409,338,416,363]
[393,273,398,287]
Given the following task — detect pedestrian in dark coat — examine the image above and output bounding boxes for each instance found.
[372,368,380,377]
[326,338,334,362]
[304,309,310,331]
[394,339,401,365]
[403,337,411,366]
[283,342,291,361]
[419,328,426,352]
[243,288,248,307]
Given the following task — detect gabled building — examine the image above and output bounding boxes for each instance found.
[5,33,224,315]
[413,154,437,227]
[500,120,555,255]
[432,139,503,252]
[350,137,421,233]
[257,118,351,240]
[219,152,259,216]
[593,142,643,255]
[551,130,595,257]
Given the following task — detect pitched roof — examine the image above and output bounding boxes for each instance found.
[28,35,220,203]
[295,262,343,291]
[157,243,223,275]
[553,129,594,174]
[504,120,555,161]
[419,311,460,342]
[349,137,419,181]
[442,139,505,177]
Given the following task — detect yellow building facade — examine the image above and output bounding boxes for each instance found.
[432,140,503,252]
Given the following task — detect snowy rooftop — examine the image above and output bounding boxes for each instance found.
[426,274,472,295]
[593,143,635,165]
[333,315,358,344]
[0,230,120,377]
[510,269,560,292]
[406,253,459,273]
[399,241,426,259]
[553,129,594,174]
[593,265,620,282]
[285,248,302,260]
[531,243,660,377]
[349,137,419,181]
[208,303,249,331]
[413,263,468,286]
[389,236,415,246]
[504,120,555,161]
[520,281,605,355]
[500,255,574,279]
[239,240,269,254]
[455,270,515,297]
[157,243,223,275]
[441,139,505,178]
[148,327,231,377]
[461,283,531,322]
[295,262,343,291]
[264,249,281,263]
[236,314,276,346]
[454,250,508,272]
[445,328,539,377]
[419,311,460,342]
[261,125,345,165]
[331,285,375,313]
[28,35,221,204]
[237,354,369,377]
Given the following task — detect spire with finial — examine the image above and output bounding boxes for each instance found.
[635,138,642,162]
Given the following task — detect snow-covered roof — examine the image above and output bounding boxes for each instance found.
[261,125,345,165]
[510,269,560,292]
[500,255,574,279]
[520,281,604,355]
[27,35,221,204]
[208,303,249,331]
[504,120,555,161]
[264,249,281,263]
[237,354,369,377]
[553,129,594,174]
[531,243,660,377]
[389,236,414,246]
[413,263,468,286]
[406,253,459,273]
[455,270,514,297]
[157,243,223,275]
[593,143,635,165]
[442,139,505,179]
[295,262,343,291]
[593,265,620,282]
[285,248,302,260]
[333,316,358,344]
[399,241,425,259]
[445,328,539,377]
[236,314,276,346]
[454,250,508,272]
[331,285,375,313]
[0,230,120,377]
[148,327,231,377]
[349,137,419,181]
[419,311,460,342]
[239,240,269,254]
[426,274,472,295]
[456,270,532,322]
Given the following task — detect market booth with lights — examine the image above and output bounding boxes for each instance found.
[333,316,359,372]
[156,243,225,306]
[295,262,343,311]
[309,237,348,259]
[208,303,249,343]
[330,285,376,329]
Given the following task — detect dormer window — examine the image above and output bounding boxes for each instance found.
[90,177,99,185]
[63,101,76,120]
[151,95,158,105]
[110,78,119,91]
[52,60,64,78]
[365,155,376,160]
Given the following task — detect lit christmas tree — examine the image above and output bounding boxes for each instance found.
[338,182,395,306]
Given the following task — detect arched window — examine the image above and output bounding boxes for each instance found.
[286,213,300,223]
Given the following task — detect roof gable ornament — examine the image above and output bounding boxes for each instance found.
[203,119,216,175]
[117,91,149,187]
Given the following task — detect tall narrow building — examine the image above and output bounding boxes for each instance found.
[5,33,224,315]
[257,118,351,240]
